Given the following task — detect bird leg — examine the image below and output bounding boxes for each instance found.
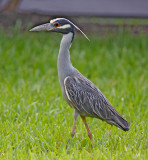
[80,115,93,147]
[66,110,79,149]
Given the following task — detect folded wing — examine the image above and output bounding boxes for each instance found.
[64,74,129,131]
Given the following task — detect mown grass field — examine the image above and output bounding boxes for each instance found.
[0,28,148,159]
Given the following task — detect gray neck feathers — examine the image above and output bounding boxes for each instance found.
[58,32,74,85]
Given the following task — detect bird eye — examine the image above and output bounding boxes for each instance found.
[54,23,60,27]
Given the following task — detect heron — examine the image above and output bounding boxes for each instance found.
[30,18,130,147]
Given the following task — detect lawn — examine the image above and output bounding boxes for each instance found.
[0,27,147,160]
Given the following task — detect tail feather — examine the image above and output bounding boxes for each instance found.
[107,113,130,131]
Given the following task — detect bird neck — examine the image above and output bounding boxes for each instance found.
[58,32,74,81]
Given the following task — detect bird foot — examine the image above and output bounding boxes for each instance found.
[90,143,93,149]
[66,137,70,150]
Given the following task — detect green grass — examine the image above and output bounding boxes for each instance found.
[0,28,148,160]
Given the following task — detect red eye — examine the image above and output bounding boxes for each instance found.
[54,23,59,27]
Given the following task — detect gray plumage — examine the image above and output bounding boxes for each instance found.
[30,18,129,147]
[58,29,129,132]
[64,74,129,131]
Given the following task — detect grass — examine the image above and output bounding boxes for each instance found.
[0,27,147,160]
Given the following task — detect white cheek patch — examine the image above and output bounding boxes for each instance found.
[58,24,71,29]
[50,18,89,40]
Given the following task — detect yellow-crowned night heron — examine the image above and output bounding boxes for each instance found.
[30,18,129,147]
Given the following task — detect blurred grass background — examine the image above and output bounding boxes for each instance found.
[0,25,148,159]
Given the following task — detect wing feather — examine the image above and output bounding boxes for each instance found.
[64,75,116,120]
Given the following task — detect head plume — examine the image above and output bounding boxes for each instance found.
[50,18,89,41]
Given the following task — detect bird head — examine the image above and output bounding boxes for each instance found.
[30,18,89,40]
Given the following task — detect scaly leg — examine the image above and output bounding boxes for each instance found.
[66,110,79,149]
[80,115,93,147]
